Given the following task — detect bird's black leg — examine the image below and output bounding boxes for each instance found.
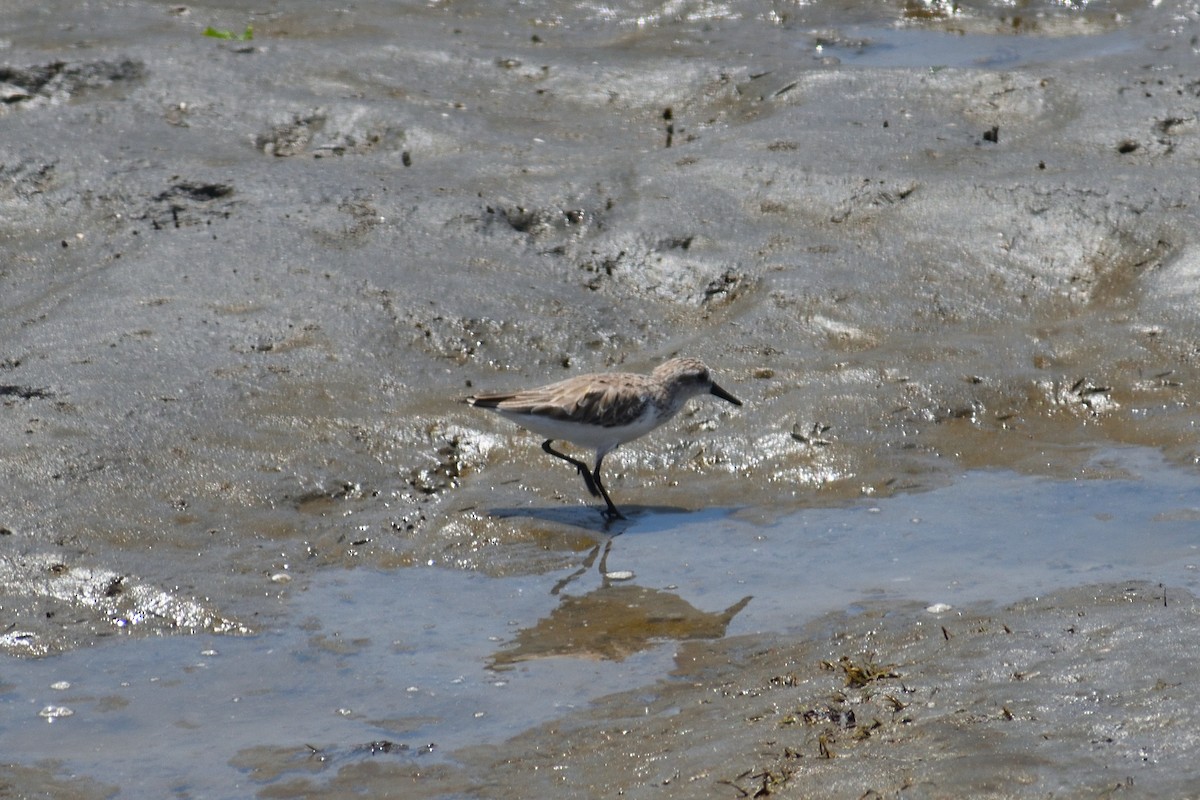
[542,440,601,497]
[592,453,625,521]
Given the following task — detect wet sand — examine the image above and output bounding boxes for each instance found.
[2,0,1200,796]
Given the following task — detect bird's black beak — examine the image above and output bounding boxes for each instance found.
[710,382,742,406]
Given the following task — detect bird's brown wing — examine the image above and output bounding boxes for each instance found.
[470,376,649,428]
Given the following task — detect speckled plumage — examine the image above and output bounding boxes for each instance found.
[468,357,742,520]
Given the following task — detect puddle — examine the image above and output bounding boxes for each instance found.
[625,447,1200,635]
[0,569,666,794]
[0,447,1196,796]
[811,26,1138,68]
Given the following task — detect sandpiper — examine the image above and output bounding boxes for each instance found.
[467,357,742,520]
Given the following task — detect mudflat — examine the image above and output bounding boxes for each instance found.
[2,0,1199,796]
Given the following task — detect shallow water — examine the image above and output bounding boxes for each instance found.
[812,26,1138,69]
[3,447,1195,797]
[634,448,1200,634]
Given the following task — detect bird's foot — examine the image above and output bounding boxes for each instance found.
[601,505,626,522]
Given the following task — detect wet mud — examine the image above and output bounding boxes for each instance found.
[2,0,1200,795]
[452,582,1200,799]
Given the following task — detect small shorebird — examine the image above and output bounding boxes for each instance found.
[467,357,742,520]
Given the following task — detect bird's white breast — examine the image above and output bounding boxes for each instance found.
[495,404,663,453]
